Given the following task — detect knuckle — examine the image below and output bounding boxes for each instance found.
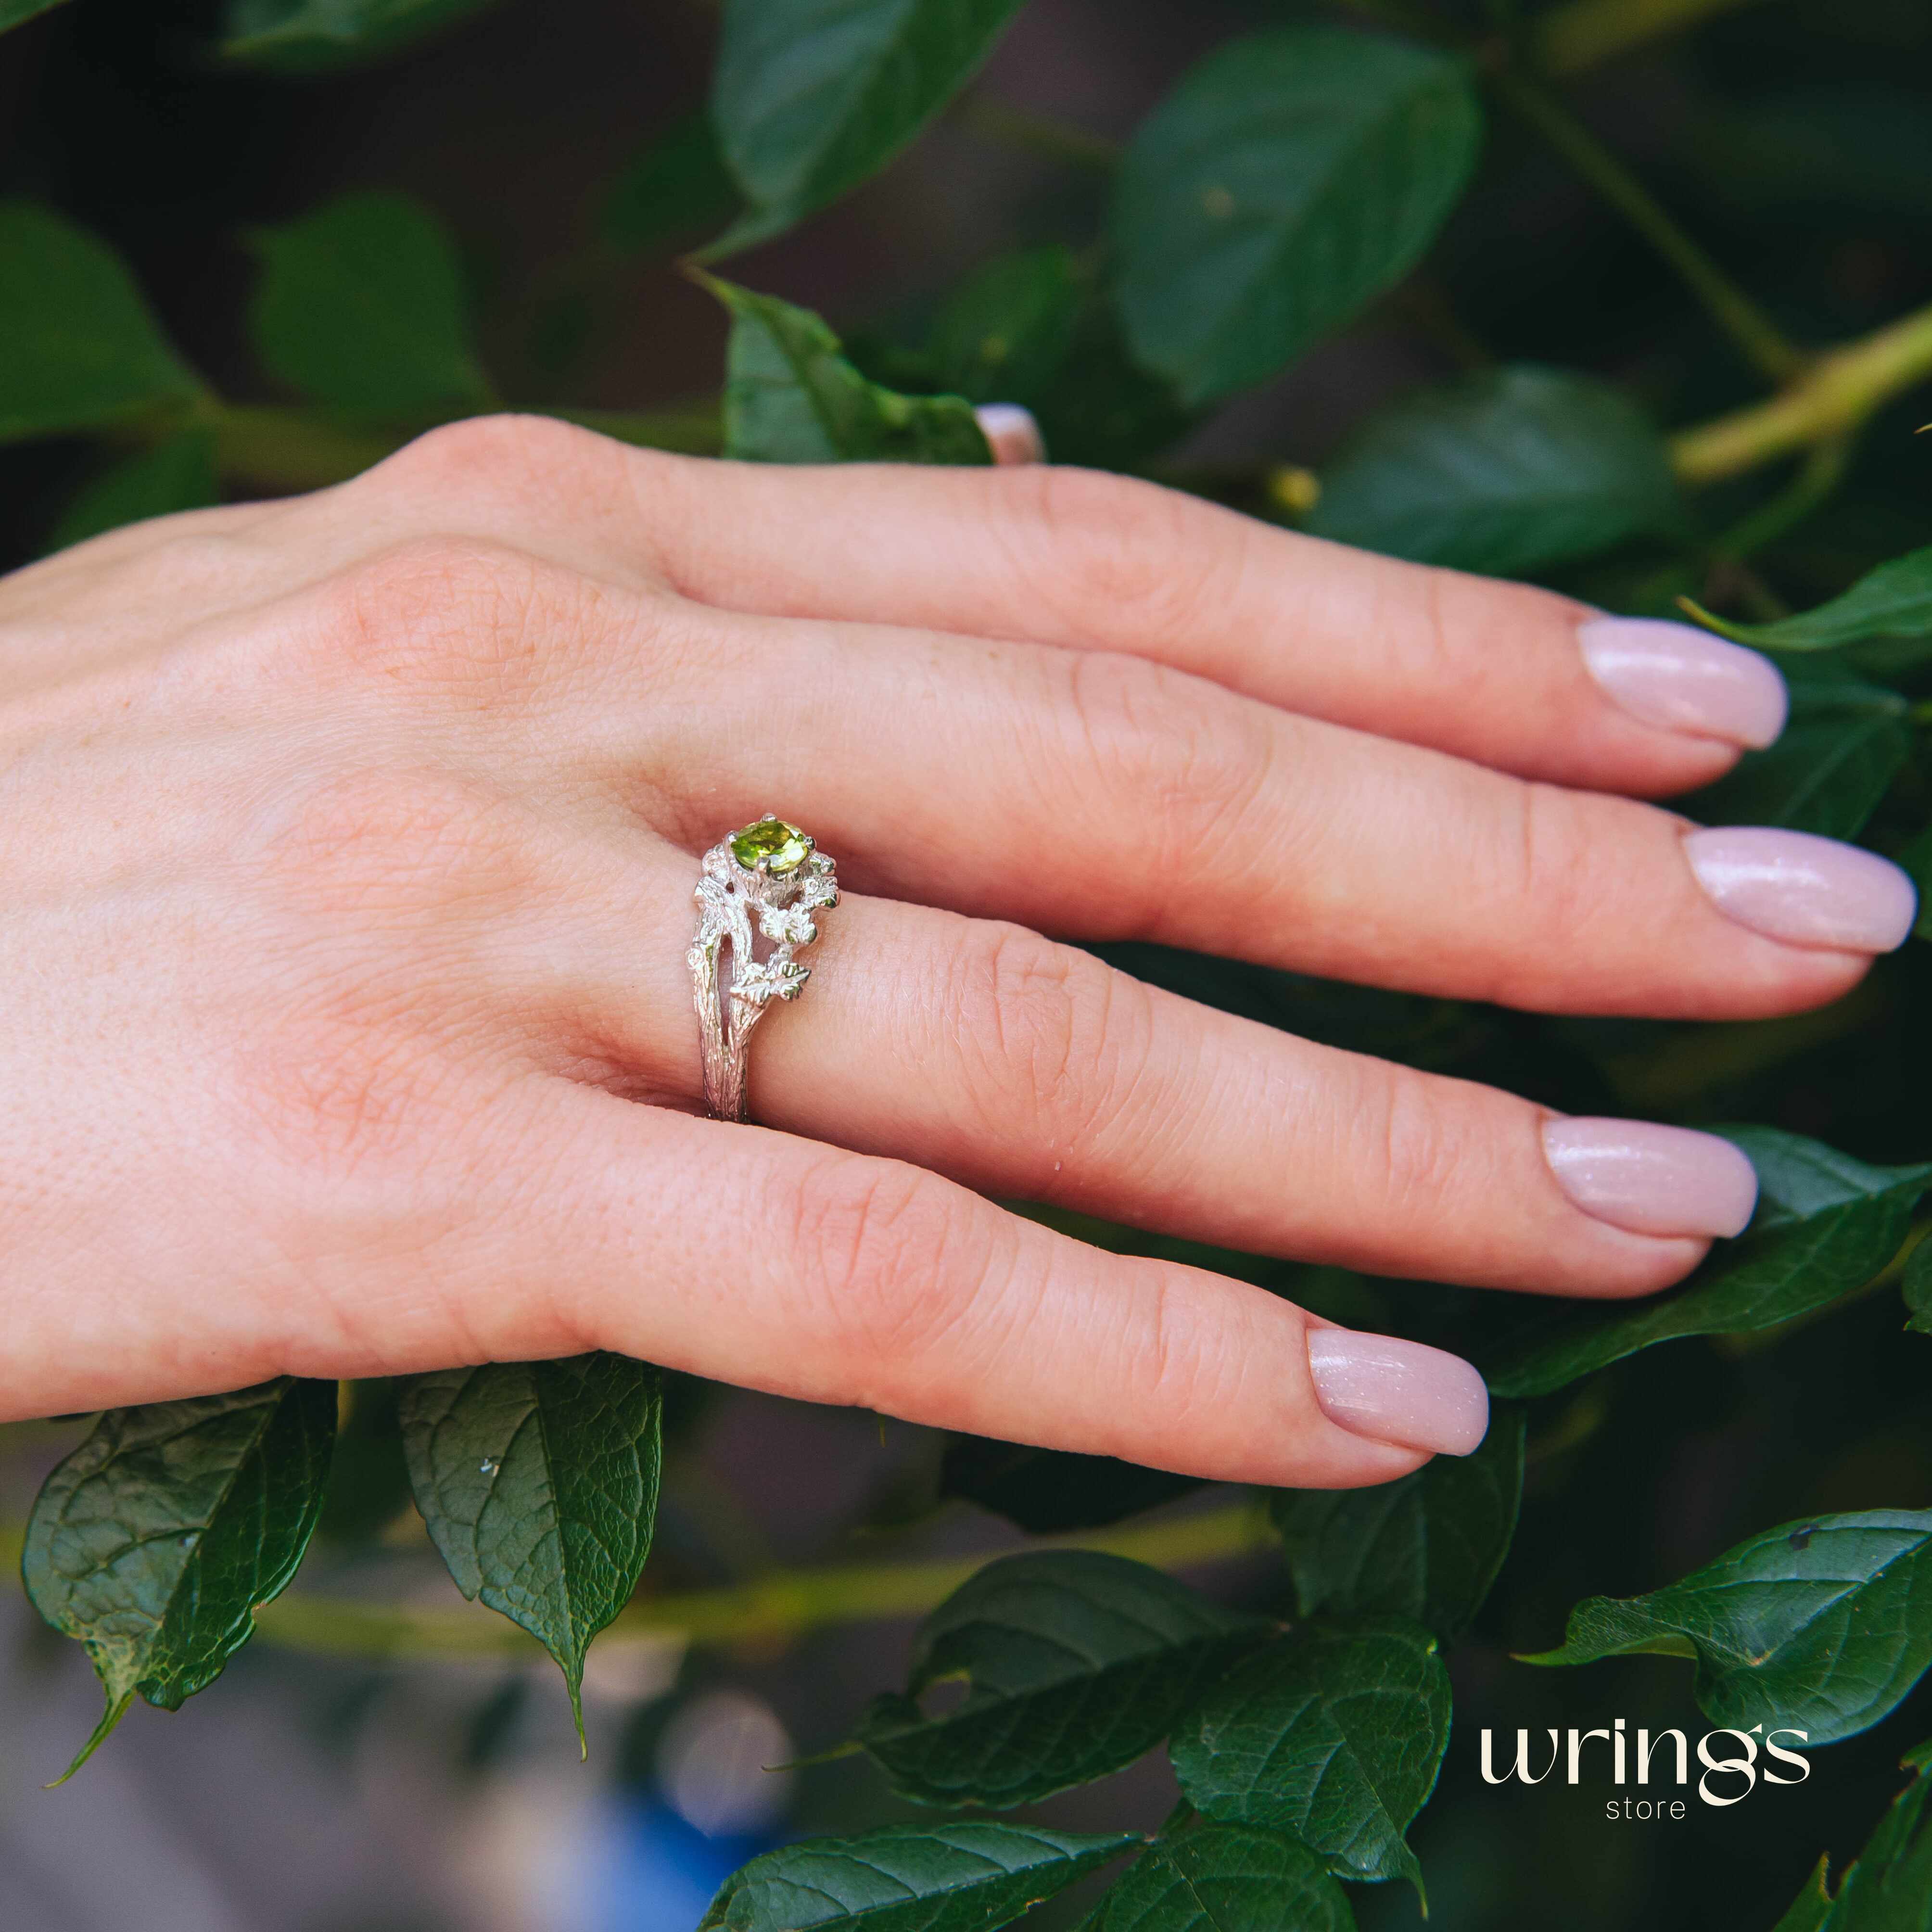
[998,464,1240,638]
[1058,651,1276,897]
[1494,783,1598,986]
[783,1155,982,1370]
[1369,1063,1476,1226]
[953,923,1150,1151]
[366,413,621,501]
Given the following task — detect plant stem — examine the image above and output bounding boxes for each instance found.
[258,1498,1272,1660]
[0,1498,1274,1665]
[1489,68,1802,387]
[1710,435,1855,560]
[1534,0,1767,74]
[1670,300,1932,483]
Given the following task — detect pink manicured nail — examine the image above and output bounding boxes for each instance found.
[1543,1118,1758,1239]
[1577,617,1788,749]
[975,402,1045,466]
[1684,826,1917,953]
[1306,1329,1488,1456]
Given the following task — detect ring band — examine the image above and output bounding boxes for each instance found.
[688,817,839,1121]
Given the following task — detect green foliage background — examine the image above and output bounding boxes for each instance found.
[5,0,1932,1926]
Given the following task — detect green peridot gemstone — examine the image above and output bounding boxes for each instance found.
[730,817,812,874]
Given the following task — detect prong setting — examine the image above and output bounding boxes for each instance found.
[688,818,839,1120]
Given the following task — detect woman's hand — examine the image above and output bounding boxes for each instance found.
[0,417,1912,1486]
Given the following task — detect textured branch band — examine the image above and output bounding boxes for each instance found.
[687,817,839,1122]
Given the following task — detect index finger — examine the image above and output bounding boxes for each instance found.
[630,455,1786,798]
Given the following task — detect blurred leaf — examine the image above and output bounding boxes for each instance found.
[601,113,743,254]
[1899,823,1932,944]
[1904,1238,1932,1338]
[1772,1855,1835,1932]
[0,0,72,29]
[0,201,203,442]
[1114,28,1481,405]
[400,1354,663,1745]
[22,1380,336,1783]
[712,0,1028,249]
[699,1822,1141,1932]
[1303,366,1681,575]
[1170,1622,1449,1892]
[1269,1406,1525,1640]
[1686,547,1932,654]
[1696,91,1932,226]
[1522,1511,1932,1746]
[248,191,491,412]
[854,1550,1266,1807]
[1487,1129,1931,1399]
[223,0,501,72]
[941,1436,1204,1533]
[1081,1824,1354,1932]
[1681,673,1911,841]
[924,246,1192,468]
[314,1379,415,1545]
[703,274,991,464]
[1821,1744,1932,1929]
[929,246,1086,404]
[44,431,218,553]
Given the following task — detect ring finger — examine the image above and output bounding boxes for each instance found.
[545,831,1756,1303]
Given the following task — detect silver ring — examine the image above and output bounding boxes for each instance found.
[687,817,839,1122]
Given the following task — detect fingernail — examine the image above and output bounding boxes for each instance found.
[1543,1117,1757,1239]
[975,402,1045,466]
[1306,1329,1488,1457]
[1684,826,1918,953]
[1577,616,1788,750]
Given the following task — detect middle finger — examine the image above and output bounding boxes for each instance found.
[590,608,1914,1021]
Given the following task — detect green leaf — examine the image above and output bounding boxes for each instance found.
[1906,1238,1932,1338]
[1169,1623,1449,1892]
[248,191,492,413]
[928,247,1087,406]
[601,113,744,255]
[921,247,1193,468]
[1521,1510,1932,1745]
[0,201,203,443]
[712,0,1028,250]
[1772,1855,1836,1932]
[1269,1406,1525,1640]
[1080,1824,1355,1932]
[1487,1129,1931,1399]
[1822,1746,1932,1930]
[1686,547,1932,653]
[44,432,219,554]
[1302,366,1682,575]
[21,1379,337,1783]
[400,1354,663,1745]
[223,0,501,72]
[1682,673,1911,841]
[1114,28,1482,406]
[700,1822,1141,1932]
[0,0,73,30]
[704,275,991,465]
[941,1437,1204,1534]
[853,1550,1266,1807]
[1899,824,1932,945]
